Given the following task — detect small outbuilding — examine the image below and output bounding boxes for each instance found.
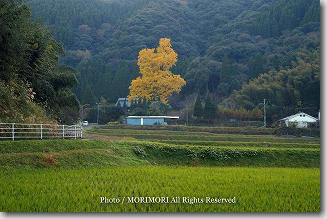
[115,98,131,108]
[126,116,179,126]
[279,112,318,128]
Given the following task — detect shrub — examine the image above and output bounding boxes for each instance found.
[132,146,147,157]
[100,124,275,135]
[274,127,320,137]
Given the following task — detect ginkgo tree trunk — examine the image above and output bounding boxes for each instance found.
[128,38,186,104]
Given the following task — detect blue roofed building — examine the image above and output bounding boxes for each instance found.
[126,116,179,126]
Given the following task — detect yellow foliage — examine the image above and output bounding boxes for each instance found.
[128,38,186,104]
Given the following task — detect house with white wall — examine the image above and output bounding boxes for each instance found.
[279,112,318,128]
[115,98,131,108]
[126,116,179,126]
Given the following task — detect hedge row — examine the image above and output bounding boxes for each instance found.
[131,142,320,167]
[274,127,320,137]
[100,124,275,135]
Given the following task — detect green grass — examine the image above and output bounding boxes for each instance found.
[0,140,148,168]
[0,140,110,153]
[130,141,319,167]
[0,128,321,212]
[89,129,320,144]
[98,125,276,135]
[0,139,320,168]
[0,167,320,212]
[143,139,320,149]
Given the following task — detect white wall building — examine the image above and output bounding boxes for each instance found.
[115,98,131,108]
[126,116,179,126]
[279,112,318,128]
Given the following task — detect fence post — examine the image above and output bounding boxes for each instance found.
[12,123,15,141]
[62,125,65,139]
[40,124,43,140]
[74,125,77,139]
[81,126,83,139]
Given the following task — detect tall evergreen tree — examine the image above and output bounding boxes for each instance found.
[203,97,217,120]
[193,95,203,118]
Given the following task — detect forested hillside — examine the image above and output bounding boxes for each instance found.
[25,0,320,123]
[0,0,79,124]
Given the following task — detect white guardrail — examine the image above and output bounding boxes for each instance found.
[0,123,82,140]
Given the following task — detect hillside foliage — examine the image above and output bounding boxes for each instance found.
[1,0,320,124]
[26,0,320,123]
[0,0,79,123]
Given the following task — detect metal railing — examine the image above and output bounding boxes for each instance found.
[0,123,83,140]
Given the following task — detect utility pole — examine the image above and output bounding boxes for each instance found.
[80,104,90,121]
[186,108,189,126]
[263,98,266,128]
[96,103,100,125]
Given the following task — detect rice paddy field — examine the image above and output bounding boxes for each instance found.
[0,126,321,212]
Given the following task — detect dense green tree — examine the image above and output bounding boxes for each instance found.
[85,105,124,124]
[203,97,217,121]
[222,49,320,123]
[193,96,203,118]
[249,55,266,78]
[0,0,79,123]
[148,101,170,116]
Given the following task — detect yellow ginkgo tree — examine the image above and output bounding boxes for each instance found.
[128,38,186,104]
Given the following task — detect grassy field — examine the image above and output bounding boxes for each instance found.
[0,167,319,212]
[89,128,320,143]
[0,127,320,212]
